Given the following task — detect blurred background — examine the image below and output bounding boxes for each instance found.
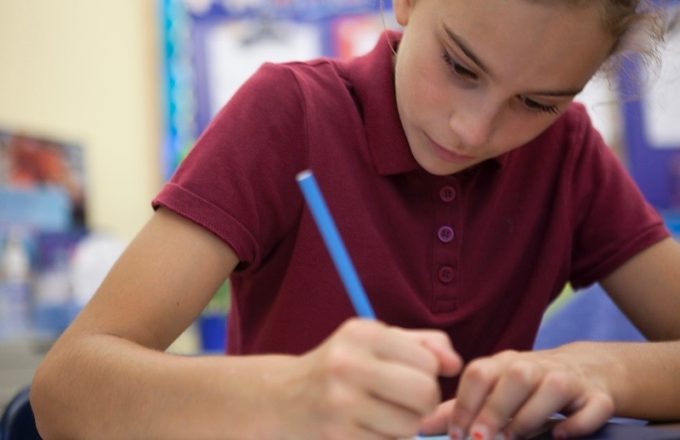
[0,0,679,409]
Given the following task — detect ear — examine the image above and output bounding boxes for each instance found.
[393,0,414,27]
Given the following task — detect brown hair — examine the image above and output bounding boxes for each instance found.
[531,0,671,74]
[598,0,668,72]
[385,0,675,72]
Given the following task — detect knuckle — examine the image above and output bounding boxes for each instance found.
[495,349,519,361]
[506,360,539,386]
[590,390,615,415]
[463,359,496,385]
[424,330,452,347]
[543,370,574,395]
[340,318,366,337]
[324,346,356,379]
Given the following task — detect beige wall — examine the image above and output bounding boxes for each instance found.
[0,0,162,241]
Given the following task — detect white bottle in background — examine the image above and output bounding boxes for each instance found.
[0,229,32,341]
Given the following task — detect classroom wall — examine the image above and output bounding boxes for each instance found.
[0,0,162,241]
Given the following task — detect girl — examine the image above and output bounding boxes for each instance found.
[31,0,680,439]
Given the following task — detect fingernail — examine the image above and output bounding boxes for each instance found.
[470,424,488,440]
[448,424,463,440]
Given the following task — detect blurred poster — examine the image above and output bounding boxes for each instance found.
[332,13,392,59]
[642,27,680,148]
[0,130,86,230]
[206,19,321,116]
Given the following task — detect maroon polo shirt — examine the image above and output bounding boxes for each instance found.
[153,31,668,397]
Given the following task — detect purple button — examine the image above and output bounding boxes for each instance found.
[437,226,454,243]
[438,266,454,283]
[439,186,456,202]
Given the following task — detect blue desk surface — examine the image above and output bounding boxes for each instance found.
[416,421,680,439]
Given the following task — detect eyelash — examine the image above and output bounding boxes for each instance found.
[520,98,560,115]
[442,51,477,80]
[441,51,561,116]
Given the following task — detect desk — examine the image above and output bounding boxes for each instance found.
[3,341,680,439]
[417,422,680,439]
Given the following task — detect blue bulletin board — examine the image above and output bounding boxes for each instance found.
[618,1,680,211]
[161,0,680,217]
[160,0,393,180]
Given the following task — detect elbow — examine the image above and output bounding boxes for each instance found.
[30,357,76,440]
[30,361,58,439]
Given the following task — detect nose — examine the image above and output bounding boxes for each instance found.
[448,101,498,150]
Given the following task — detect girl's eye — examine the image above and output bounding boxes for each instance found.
[442,51,478,80]
[520,96,560,115]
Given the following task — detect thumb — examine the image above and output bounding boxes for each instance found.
[419,399,456,435]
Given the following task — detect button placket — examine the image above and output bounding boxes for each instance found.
[432,178,461,312]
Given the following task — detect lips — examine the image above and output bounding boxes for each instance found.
[427,136,474,164]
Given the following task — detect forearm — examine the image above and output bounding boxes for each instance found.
[31,333,291,439]
[556,340,680,420]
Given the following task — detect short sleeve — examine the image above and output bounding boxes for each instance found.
[568,109,669,288]
[153,63,308,269]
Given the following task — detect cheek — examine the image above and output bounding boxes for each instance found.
[491,116,559,154]
[398,42,449,101]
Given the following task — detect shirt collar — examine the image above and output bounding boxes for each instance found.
[345,30,507,176]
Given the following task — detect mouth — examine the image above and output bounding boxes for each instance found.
[426,136,475,164]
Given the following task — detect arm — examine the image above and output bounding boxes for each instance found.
[420,238,680,439]
[596,236,680,418]
[31,208,461,439]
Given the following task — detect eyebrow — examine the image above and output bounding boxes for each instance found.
[442,24,492,75]
[442,23,584,98]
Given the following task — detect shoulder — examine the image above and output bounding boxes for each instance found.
[251,58,349,95]
[538,102,596,149]
[523,101,614,173]
[222,59,354,122]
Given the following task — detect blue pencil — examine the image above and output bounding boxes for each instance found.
[296,170,376,319]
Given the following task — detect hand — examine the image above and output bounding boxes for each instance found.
[269,318,462,439]
[420,348,616,439]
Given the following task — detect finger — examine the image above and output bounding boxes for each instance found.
[354,391,425,438]
[417,335,463,377]
[319,379,408,440]
[323,420,393,440]
[325,340,441,417]
[336,320,439,375]
[323,363,432,438]
[375,327,454,376]
[504,370,580,438]
[419,399,455,435]
[360,359,442,416]
[469,360,543,436]
[400,328,462,375]
[551,391,614,439]
[449,358,503,435]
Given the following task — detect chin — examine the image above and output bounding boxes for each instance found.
[420,161,469,176]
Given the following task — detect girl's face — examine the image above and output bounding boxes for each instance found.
[393,0,616,176]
